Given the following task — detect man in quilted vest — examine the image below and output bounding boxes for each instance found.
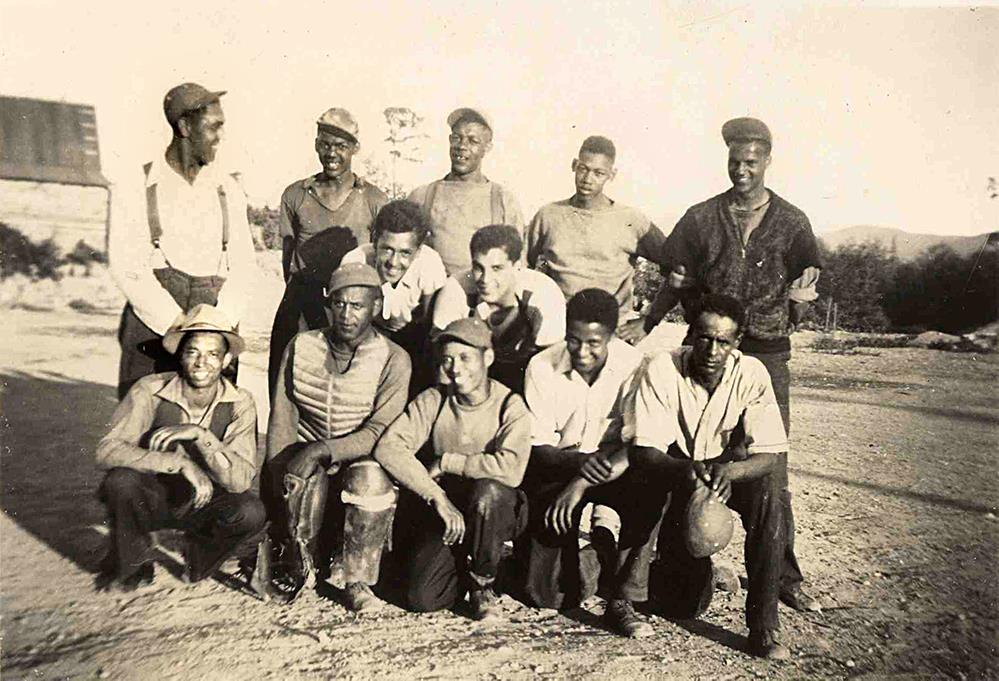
[95,305,265,592]
[263,263,411,612]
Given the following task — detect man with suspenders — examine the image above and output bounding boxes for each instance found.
[109,83,257,399]
[408,107,524,275]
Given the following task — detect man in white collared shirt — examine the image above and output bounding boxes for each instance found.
[432,224,565,394]
[519,289,666,639]
[630,293,790,660]
[109,83,256,399]
[342,200,447,395]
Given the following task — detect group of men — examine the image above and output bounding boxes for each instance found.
[99,82,823,661]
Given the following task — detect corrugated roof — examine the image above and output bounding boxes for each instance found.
[0,96,109,187]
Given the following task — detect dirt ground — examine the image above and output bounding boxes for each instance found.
[2,303,997,680]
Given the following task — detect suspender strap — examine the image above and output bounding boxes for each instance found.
[217,185,230,251]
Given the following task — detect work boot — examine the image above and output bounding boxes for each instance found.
[603,599,654,638]
[780,585,822,612]
[469,586,501,622]
[748,629,791,660]
[713,563,741,594]
[344,582,386,613]
[95,563,154,593]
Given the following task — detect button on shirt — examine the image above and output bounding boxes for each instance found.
[525,338,643,454]
[628,348,788,461]
[342,243,447,328]
[108,157,257,335]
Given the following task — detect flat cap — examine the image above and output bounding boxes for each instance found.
[436,318,492,350]
[721,117,772,147]
[162,304,244,357]
[447,107,492,132]
[163,83,226,126]
[317,107,359,143]
[326,262,381,296]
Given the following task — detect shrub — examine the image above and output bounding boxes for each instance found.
[0,224,64,280]
[247,205,282,250]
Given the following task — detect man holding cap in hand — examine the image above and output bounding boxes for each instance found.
[409,107,524,275]
[262,262,411,612]
[109,83,257,399]
[95,304,265,591]
[374,317,531,621]
[268,108,389,396]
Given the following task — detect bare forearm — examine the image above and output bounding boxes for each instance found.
[726,452,783,482]
[643,282,680,331]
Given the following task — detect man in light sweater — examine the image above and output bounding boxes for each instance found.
[262,263,411,612]
[374,318,531,621]
[408,107,523,275]
[109,83,257,399]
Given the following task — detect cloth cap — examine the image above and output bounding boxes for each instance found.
[436,317,492,350]
[163,83,226,126]
[317,108,359,143]
[721,117,772,148]
[326,262,381,295]
[162,304,244,357]
[447,107,492,133]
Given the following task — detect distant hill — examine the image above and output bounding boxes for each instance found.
[818,225,996,261]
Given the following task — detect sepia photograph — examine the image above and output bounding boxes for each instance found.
[1,1,997,678]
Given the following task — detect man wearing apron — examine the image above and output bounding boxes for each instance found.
[109,83,257,400]
[267,108,389,397]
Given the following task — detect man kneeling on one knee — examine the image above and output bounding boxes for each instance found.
[262,263,411,612]
[631,293,791,660]
[518,288,666,637]
[374,317,531,620]
[95,304,266,591]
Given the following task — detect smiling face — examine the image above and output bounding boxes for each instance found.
[439,341,493,395]
[689,311,742,387]
[328,285,380,344]
[374,231,421,285]
[315,129,358,180]
[471,247,518,305]
[181,102,225,166]
[565,320,613,384]
[727,141,771,197]
[572,151,616,199]
[448,120,492,177]
[179,331,230,389]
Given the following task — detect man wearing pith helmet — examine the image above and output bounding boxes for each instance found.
[408,107,524,275]
[267,108,389,397]
[109,83,257,399]
[647,117,824,616]
[261,262,411,613]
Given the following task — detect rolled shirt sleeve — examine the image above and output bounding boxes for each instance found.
[430,276,470,333]
[740,360,790,455]
[788,266,821,303]
[524,354,561,448]
[96,381,188,474]
[629,356,682,453]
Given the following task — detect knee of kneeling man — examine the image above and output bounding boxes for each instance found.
[100,467,146,498]
[223,495,268,532]
[342,460,396,512]
[469,478,508,516]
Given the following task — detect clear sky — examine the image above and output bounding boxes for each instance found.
[2,1,996,235]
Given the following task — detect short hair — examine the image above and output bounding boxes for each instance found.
[693,293,747,334]
[371,200,431,244]
[566,288,619,332]
[579,135,616,162]
[469,224,522,263]
[179,330,229,355]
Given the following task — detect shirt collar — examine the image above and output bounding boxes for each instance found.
[554,337,633,380]
[155,372,241,411]
[303,173,366,191]
[145,155,223,189]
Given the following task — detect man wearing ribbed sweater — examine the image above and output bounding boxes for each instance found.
[374,317,531,621]
[264,263,411,612]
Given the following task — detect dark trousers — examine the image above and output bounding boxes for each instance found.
[98,467,267,582]
[117,305,238,401]
[518,465,667,609]
[268,276,330,398]
[396,477,527,613]
[650,468,784,634]
[743,349,804,591]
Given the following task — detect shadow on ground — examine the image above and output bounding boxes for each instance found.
[1,370,117,572]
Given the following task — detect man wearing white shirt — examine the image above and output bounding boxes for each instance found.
[109,83,256,399]
[630,293,790,660]
[518,288,664,638]
[342,200,447,395]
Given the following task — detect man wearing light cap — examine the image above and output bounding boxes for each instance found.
[267,107,390,396]
[374,317,531,621]
[647,117,823,614]
[261,262,411,612]
[408,107,524,275]
[109,83,258,399]
[95,304,265,591]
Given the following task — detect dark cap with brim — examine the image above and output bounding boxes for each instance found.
[436,317,492,350]
[721,117,772,148]
[164,83,226,126]
[325,262,382,296]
